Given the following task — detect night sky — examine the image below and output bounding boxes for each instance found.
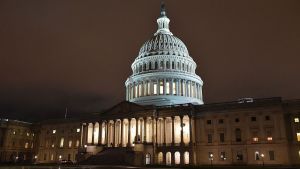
[0,0,299,122]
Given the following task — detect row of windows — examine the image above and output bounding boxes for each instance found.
[133,60,195,74]
[48,128,80,135]
[206,116,271,125]
[127,79,202,100]
[11,130,34,137]
[43,139,80,148]
[208,150,275,161]
[157,151,190,165]
[207,133,273,143]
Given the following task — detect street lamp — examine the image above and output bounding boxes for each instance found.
[260,153,265,167]
[209,154,214,166]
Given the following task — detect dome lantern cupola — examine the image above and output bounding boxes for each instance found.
[125,2,204,106]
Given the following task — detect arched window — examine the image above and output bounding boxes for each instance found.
[158,152,163,164]
[235,128,242,142]
[184,151,189,164]
[175,151,180,165]
[166,152,171,166]
[149,62,152,70]
[177,62,180,70]
[143,63,147,71]
[139,65,142,72]
[155,61,158,70]
[182,63,185,71]
[145,153,151,165]
[172,61,175,69]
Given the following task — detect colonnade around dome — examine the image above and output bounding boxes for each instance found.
[126,79,203,101]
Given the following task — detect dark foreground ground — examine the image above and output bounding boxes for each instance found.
[0,165,299,169]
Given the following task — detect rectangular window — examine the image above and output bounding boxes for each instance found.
[166,82,170,94]
[159,81,164,95]
[235,118,239,123]
[207,120,212,125]
[253,137,259,142]
[44,154,47,161]
[218,119,224,124]
[60,137,64,148]
[265,116,270,120]
[220,152,226,160]
[68,140,72,148]
[51,154,54,161]
[153,83,157,95]
[255,151,260,160]
[208,134,213,143]
[52,129,56,134]
[251,117,257,121]
[220,133,225,143]
[208,152,213,159]
[173,82,176,95]
[295,118,299,123]
[297,133,300,142]
[267,137,273,141]
[76,128,80,133]
[237,152,243,161]
[269,151,275,160]
[76,140,80,147]
[25,142,29,149]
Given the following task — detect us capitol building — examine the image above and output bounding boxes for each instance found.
[0,3,300,166]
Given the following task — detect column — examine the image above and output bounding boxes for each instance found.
[135,118,139,143]
[80,123,84,147]
[163,117,166,145]
[152,117,155,143]
[98,120,102,145]
[170,79,173,95]
[163,79,166,94]
[189,116,193,145]
[92,123,95,145]
[105,121,109,146]
[144,117,147,143]
[172,117,175,145]
[177,79,180,96]
[156,79,159,95]
[127,119,131,147]
[120,119,123,147]
[180,116,184,144]
[155,118,158,145]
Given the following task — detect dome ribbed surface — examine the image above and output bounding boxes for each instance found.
[137,34,189,59]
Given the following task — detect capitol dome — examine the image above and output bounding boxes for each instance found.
[125,3,204,106]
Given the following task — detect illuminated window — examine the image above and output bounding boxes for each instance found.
[153,83,157,95]
[184,151,189,164]
[175,151,180,165]
[166,152,171,166]
[267,137,273,141]
[255,151,260,160]
[166,82,170,94]
[172,81,176,95]
[25,142,29,149]
[68,140,72,148]
[76,140,80,147]
[145,153,151,165]
[52,130,56,134]
[159,81,164,95]
[158,152,163,164]
[51,154,54,160]
[27,132,30,136]
[297,133,300,142]
[295,118,299,123]
[253,137,259,142]
[220,152,226,160]
[60,137,64,148]
[12,130,16,135]
[51,143,55,148]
